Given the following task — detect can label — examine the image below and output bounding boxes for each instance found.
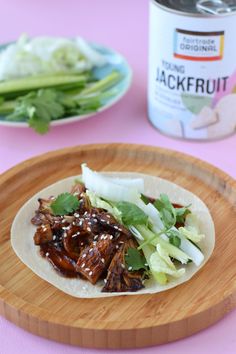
[148,1,236,140]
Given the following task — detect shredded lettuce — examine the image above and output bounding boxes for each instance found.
[150,251,185,279]
[85,190,122,222]
[0,34,107,81]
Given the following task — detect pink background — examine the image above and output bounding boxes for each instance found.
[0,1,235,353]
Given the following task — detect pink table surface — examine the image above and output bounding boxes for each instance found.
[0,1,236,353]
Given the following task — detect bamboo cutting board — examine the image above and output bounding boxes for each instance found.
[0,144,236,349]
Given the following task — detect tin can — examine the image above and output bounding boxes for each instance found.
[148,0,236,140]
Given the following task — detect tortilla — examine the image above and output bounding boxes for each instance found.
[11,172,215,298]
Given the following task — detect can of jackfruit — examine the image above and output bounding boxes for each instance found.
[148,0,236,140]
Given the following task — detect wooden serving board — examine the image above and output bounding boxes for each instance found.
[0,144,236,349]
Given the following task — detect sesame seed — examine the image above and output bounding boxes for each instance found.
[88,221,92,225]
[100,219,106,222]
[119,241,124,244]
[84,211,88,216]
[118,228,122,232]
[89,248,93,253]
[76,231,80,235]
[113,225,119,230]
[72,221,76,225]
[101,258,105,264]
[54,220,60,224]
[82,254,86,258]
[92,214,96,217]
[93,241,97,246]
[93,219,98,223]
[104,235,107,240]
[64,234,67,238]
[110,235,113,240]
[121,263,125,269]
[53,235,56,240]
[81,242,84,246]
[144,263,148,267]
[74,213,80,217]
[79,220,83,226]
[87,227,91,232]
[45,252,49,257]
[62,219,66,223]
[81,263,85,268]
[101,235,104,240]
[94,235,98,240]
[54,243,58,246]
[107,221,110,224]
[128,266,133,271]
[104,279,107,284]
[72,234,77,238]
[85,268,90,272]
[116,245,119,249]
[107,215,111,219]
[89,271,93,276]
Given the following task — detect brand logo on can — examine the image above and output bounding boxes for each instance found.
[173,29,224,61]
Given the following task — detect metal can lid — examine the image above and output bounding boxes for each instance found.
[154,0,236,15]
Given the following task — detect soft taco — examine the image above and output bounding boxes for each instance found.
[11,164,215,298]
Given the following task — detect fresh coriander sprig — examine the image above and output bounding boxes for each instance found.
[125,248,148,271]
[51,192,79,215]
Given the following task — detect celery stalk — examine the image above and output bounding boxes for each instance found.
[79,71,122,95]
[0,74,87,96]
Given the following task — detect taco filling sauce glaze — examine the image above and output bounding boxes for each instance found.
[31,183,145,292]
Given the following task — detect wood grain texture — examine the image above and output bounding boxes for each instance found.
[0,143,236,349]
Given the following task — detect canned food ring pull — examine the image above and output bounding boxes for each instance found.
[197,0,236,14]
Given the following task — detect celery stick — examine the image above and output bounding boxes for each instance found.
[141,243,167,285]
[0,74,87,96]
[79,71,122,95]
[0,100,16,114]
[136,225,190,264]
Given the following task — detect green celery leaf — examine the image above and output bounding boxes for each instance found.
[116,201,148,226]
[51,192,79,215]
[125,248,148,271]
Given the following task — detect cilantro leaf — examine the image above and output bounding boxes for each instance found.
[166,229,181,248]
[7,89,65,134]
[140,193,150,205]
[175,206,191,224]
[51,192,79,215]
[125,248,148,271]
[154,194,176,229]
[116,201,148,226]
